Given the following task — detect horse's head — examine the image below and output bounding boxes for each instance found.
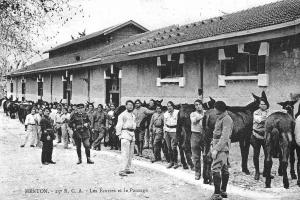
[248,91,268,112]
[203,97,216,110]
[278,100,298,117]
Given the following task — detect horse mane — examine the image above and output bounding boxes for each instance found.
[226,100,259,113]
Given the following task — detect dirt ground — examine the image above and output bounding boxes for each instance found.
[0,110,299,200]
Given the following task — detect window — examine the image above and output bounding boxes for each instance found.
[220,43,265,76]
[160,54,183,78]
[21,81,25,94]
[10,82,13,93]
[38,81,43,96]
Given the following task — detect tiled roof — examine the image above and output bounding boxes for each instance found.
[11,0,300,75]
[44,20,149,53]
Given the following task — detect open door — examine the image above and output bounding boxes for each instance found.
[105,66,120,106]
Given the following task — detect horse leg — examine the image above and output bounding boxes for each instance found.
[281,132,290,189]
[179,146,188,169]
[240,138,250,175]
[265,129,273,188]
[296,145,300,186]
[290,144,297,179]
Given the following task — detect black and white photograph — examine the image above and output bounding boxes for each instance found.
[0,0,300,199]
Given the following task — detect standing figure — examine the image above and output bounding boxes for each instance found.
[21,107,38,147]
[149,104,164,163]
[164,101,180,169]
[54,107,63,143]
[35,108,44,148]
[69,104,94,164]
[116,100,136,176]
[251,98,272,180]
[40,108,56,165]
[145,99,156,149]
[86,103,95,145]
[190,100,204,180]
[61,107,71,149]
[210,101,233,200]
[133,99,154,157]
[91,104,107,150]
[107,103,118,149]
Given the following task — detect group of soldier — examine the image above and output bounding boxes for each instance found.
[19,98,234,200]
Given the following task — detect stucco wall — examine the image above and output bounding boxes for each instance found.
[120,53,202,105]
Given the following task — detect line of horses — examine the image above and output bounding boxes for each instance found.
[1,92,299,189]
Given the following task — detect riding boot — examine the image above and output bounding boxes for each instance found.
[166,152,174,168]
[76,150,82,165]
[139,141,144,157]
[85,148,94,164]
[254,157,260,180]
[297,163,300,186]
[213,172,221,195]
[221,172,229,198]
[173,149,179,169]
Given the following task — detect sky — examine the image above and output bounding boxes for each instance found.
[34,0,279,62]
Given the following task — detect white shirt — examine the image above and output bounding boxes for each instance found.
[190,111,204,133]
[50,109,57,121]
[116,110,136,141]
[295,116,300,146]
[163,109,179,132]
[35,113,43,126]
[25,114,37,126]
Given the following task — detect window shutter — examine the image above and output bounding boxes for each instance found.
[258,42,269,56]
[157,57,161,66]
[179,53,185,64]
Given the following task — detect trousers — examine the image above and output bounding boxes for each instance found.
[121,138,135,171]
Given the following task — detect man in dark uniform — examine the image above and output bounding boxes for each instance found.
[69,104,94,164]
[91,104,107,151]
[40,107,56,165]
[209,101,233,200]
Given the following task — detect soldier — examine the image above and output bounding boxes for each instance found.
[133,99,154,157]
[107,103,118,150]
[145,99,156,149]
[69,104,94,164]
[209,101,233,200]
[35,108,44,148]
[164,101,180,169]
[40,107,56,165]
[91,104,106,151]
[61,107,71,149]
[149,104,164,163]
[21,107,38,147]
[190,99,204,180]
[54,107,63,143]
[86,103,95,144]
[116,100,136,176]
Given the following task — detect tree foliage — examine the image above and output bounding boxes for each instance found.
[0,0,84,74]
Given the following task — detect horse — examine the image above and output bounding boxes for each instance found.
[176,97,216,170]
[202,92,265,184]
[264,100,299,188]
[5,98,20,119]
[18,101,34,123]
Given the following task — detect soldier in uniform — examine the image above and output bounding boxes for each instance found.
[86,103,95,144]
[149,104,164,163]
[133,99,154,157]
[107,103,118,150]
[91,104,107,151]
[69,104,94,164]
[40,107,56,165]
[210,101,233,200]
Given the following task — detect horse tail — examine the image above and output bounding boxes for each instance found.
[271,124,280,158]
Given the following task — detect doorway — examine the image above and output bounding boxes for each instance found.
[105,66,120,106]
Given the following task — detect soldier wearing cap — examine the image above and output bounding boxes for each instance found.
[91,104,107,151]
[69,103,94,164]
[209,101,233,200]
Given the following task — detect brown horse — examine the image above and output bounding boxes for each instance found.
[264,100,299,189]
[202,92,265,184]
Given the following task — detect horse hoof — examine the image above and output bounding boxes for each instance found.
[291,174,297,180]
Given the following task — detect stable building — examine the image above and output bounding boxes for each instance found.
[7,0,300,110]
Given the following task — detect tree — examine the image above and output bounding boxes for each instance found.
[0,0,84,74]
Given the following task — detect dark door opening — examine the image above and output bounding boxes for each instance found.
[63,76,72,105]
[105,67,120,107]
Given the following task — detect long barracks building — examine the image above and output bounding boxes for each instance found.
[7,0,300,110]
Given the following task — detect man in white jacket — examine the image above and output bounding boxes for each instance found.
[116,100,136,176]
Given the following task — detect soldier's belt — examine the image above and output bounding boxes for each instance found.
[122,128,135,132]
[27,124,36,126]
[166,125,177,128]
[154,125,163,128]
[213,135,221,139]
